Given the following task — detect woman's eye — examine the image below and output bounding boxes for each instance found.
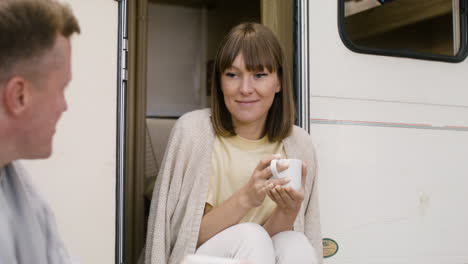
[225,72,237,78]
[254,73,268,79]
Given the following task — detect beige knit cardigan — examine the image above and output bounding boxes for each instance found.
[145,109,323,264]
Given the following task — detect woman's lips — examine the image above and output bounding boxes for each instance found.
[236,100,259,106]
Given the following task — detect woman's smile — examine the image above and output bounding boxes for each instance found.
[236,99,260,106]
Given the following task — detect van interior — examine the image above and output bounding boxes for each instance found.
[344,0,460,56]
[124,0,293,263]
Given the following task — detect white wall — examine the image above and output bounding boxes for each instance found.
[309,1,468,264]
[23,1,117,263]
[147,3,205,117]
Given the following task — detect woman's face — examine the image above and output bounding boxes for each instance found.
[221,53,280,132]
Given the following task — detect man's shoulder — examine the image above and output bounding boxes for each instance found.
[0,162,70,263]
[7,162,34,188]
[5,162,52,213]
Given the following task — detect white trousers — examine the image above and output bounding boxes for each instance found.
[195,223,318,264]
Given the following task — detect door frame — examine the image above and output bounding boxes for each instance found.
[294,0,311,131]
[116,0,148,263]
[116,1,311,263]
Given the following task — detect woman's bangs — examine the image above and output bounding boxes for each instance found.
[217,38,240,74]
[218,34,279,74]
[241,38,278,73]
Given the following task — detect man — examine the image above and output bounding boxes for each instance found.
[0,0,80,263]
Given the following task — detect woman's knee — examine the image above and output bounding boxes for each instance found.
[232,223,272,245]
[272,231,318,264]
[225,223,275,264]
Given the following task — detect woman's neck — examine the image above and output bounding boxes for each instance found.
[233,119,266,140]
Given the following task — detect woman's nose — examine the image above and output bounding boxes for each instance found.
[239,77,253,95]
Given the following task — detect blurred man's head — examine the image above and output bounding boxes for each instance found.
[0,0,80,165]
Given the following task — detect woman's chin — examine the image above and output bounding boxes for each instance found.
[232,114,265,127]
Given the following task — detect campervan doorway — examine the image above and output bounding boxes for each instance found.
[120,1,310,264]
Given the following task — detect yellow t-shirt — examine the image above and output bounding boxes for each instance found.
[206,134,286,224]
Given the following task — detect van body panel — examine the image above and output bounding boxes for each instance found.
[310,1,468,263]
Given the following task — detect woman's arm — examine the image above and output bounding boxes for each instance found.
[197,155,289,246]
[197,190,252,246]
[262,205,298,236]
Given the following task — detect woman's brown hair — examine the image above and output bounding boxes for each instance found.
[211,22,295,142]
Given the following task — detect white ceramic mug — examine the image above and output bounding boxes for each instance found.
[270,158,302,191]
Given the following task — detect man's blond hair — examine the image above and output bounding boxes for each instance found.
[0,0,80,83]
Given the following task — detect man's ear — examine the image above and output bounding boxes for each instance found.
[3,76,32,116]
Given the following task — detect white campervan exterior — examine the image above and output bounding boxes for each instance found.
[311,1,468,264]
[22,0,468,264]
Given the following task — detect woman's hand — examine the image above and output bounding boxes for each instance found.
[268,161,307,214]
[238,154,290,209]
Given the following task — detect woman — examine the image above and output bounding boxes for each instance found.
[145,22,322,264]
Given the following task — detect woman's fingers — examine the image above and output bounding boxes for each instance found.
[255,154,281,172]
[270,187,286,207]
[277,186,296,205]
[266,177,290,187]
[259,166,273,180]
[260,181,274,194]
[256,154,291,180]
[269,185,305,209]
[259,162,289,180]
[284,187,304,201]
[275,160,289,173]
[267,190,278,204]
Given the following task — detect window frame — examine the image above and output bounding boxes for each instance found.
[337,0,468,63]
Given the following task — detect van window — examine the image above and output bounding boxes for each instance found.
[339,0,468,62]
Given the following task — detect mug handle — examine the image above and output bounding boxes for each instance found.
[270,159,280,179]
